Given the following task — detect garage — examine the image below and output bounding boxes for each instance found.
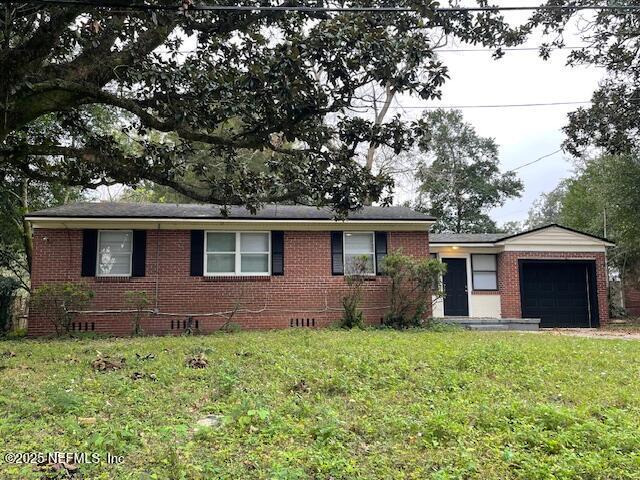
[519,260,599,328]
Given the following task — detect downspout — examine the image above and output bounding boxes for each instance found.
[154,223,160,313]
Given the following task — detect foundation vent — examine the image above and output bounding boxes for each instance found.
[170,318,199,330]
[290,318,315,327]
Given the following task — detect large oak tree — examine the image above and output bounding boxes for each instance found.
[0,1,525,214]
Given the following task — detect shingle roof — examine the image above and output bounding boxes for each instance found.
[430,224,614,245]
[26,202,435,222]
[429,233,506,243]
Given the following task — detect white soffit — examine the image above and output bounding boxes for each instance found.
[497,225,613,251]
[26,217,434,232]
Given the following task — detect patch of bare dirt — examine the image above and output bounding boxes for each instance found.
[542,328,640,340]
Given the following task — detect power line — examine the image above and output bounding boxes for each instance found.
[508,148,563,173]
[9,1,640,14]
[359,100,592,111]
[436,45,590,53]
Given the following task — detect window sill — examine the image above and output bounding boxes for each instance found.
[202,276,272,282]
[95,276,132,282]
[472,290,500,295]
[344,275,382,282]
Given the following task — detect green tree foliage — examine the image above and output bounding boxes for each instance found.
[413,110,523,233]
[529,3,640,155]
[0,2,526,214]
[0,169,83,289]
[524,180,569,229]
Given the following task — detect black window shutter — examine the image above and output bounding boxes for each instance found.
[375,232,388,275]
[132,230,147,277]
[81,229,98,277]
[331,231,344,275]
[271,231,284,276]
[190,230,204,276]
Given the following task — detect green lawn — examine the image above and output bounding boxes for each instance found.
[2,330,640,479]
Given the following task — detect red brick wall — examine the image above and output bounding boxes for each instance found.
[498,251,609,326]
[624,284,640,317]
[28,229,429,336]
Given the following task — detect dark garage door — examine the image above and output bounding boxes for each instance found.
[520,261,598,328]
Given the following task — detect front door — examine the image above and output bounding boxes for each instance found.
[442,258,469,316]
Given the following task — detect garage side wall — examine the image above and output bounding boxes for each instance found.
[29,229,429,336]
[498,251,609,325]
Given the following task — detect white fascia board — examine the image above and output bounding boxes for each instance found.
[26,216,435,232]
[429,243,497,248]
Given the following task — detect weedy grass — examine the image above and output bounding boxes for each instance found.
[1,330,640,479]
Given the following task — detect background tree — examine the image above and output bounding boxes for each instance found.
[0,1,526,215]
[527,155,640,284]
[413,109,523,233]
[524,180,569,229]
[530,3,640,156]
[0,169,83,290]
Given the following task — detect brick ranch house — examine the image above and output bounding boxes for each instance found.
[26,203,614,336]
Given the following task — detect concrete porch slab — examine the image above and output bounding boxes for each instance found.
[434,317,540,331]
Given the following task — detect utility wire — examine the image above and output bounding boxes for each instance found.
[359,100,592,111]
[8,1,640,14]
[508,148,563,173]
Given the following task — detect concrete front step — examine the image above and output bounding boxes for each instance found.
[435,317,540,331]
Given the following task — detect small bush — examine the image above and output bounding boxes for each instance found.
[340,255,368,329]
[0,277,20,332]
[4,328,27,339]
[30,282,94,336]
[124,291,151,336]
[382,251,447,329]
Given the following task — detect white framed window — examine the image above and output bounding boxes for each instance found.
[344,232,376,275]
[205,232,270,276]
[471,254,498,290]
[97,230,133,277]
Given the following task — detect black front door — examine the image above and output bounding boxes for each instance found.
[442,258,469,316]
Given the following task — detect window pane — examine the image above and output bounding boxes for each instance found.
[473,272,497,290]
[473,254,496,271]
[207,253,235,273]
[99,231,132,253]
[240,233,269,253]
[207,233,235,252]
[344,233,374,253]
[345,254,374,275]
[241,254,269,273]
[98,253,131,276]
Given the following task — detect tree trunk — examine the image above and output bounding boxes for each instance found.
[365,82,395,171]
[20,178,33,273]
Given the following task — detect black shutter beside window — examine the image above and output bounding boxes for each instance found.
[331,231,344,275]
[190,230,204,276]
[271,231,284,276]
[375,232,388,276]
[81,229,98,277]
[132,230,147,277]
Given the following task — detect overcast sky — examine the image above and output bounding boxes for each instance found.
[392,46,603,225]
[390,4,604,225]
